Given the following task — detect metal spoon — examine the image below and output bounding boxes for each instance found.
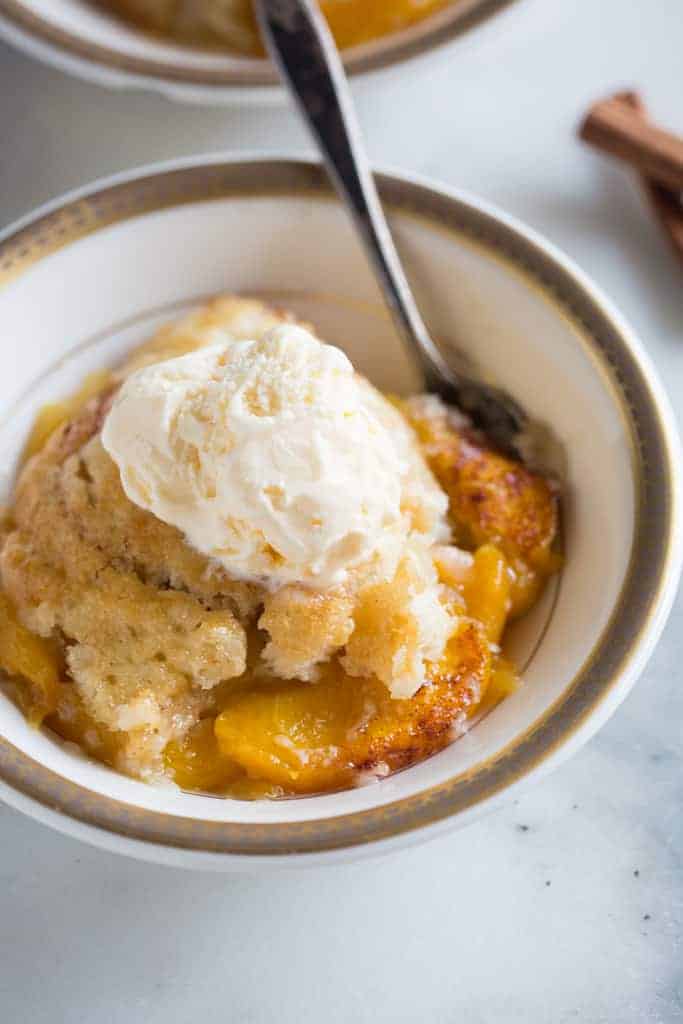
[255,0,527,456]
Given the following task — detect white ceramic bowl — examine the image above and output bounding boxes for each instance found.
[0,0,514,104]
[0,156,680,870]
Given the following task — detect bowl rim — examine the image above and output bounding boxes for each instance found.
[0,0,516,94]
[0,155,681,865]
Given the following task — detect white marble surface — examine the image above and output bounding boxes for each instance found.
[0,0,681,1020]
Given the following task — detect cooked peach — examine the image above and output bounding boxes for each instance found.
[164,719,244,793]
[215,669,361,793]
[462,544,511,645]
[487,658,518,702]
[215,621,490,793]
[0,593,60,723]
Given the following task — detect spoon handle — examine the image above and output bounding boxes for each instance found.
[255,0,455,391]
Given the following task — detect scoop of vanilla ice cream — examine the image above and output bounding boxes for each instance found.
[102,325,416,589]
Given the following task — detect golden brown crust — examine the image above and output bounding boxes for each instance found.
[351,620,491,773]
[402,397,559,571]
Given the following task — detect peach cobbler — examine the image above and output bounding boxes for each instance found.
[0,297,559,798]
[96,0,451,55]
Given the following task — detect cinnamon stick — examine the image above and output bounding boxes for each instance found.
[644,181,683,266]
[580,93,683,191]
[616,92,683,268]
[580,90,683,267]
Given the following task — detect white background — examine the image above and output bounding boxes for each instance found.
[0,0,682,1020]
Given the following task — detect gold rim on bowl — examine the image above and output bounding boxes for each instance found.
[0,0,516,89]
[0,158,679,857]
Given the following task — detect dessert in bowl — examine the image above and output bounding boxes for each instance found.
[0,0,513,102]
[95,0,453,55]
[0,158,678,868]
[0,296,558,798]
